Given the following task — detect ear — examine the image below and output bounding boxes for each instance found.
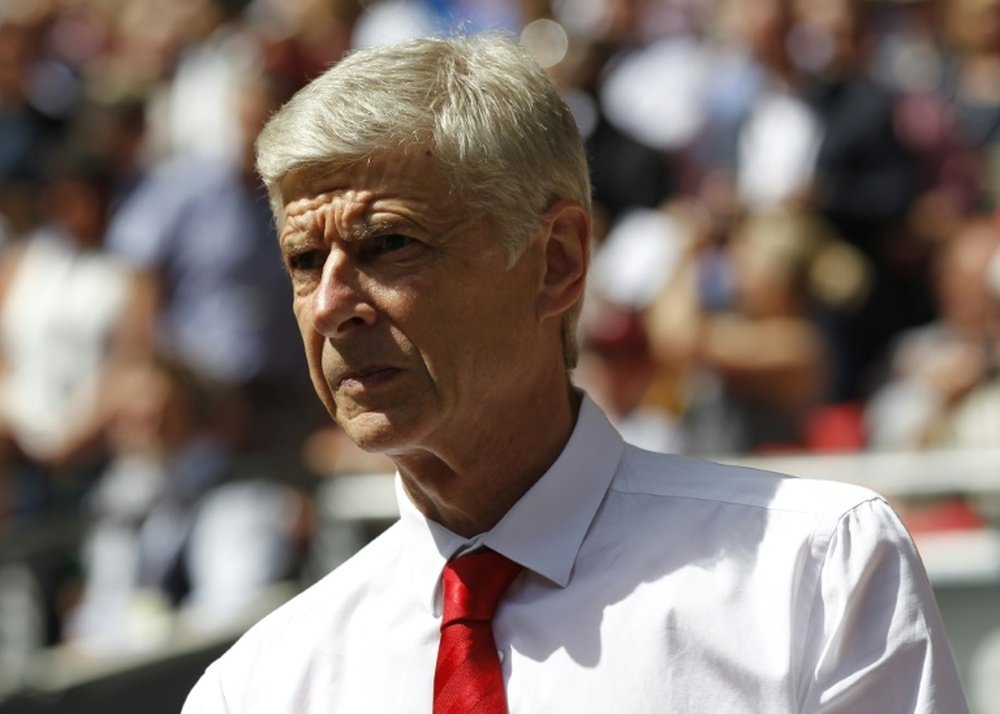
[535,200,590,322]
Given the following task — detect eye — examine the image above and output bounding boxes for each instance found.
[363,233,423,261]
[286,249,325,273]
[378,234,414,253]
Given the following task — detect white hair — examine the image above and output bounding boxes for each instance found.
[256,33,591,366]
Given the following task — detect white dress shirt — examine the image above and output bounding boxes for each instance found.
[182,395,968,713]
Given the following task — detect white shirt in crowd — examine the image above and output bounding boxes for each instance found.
[183,394,967,713]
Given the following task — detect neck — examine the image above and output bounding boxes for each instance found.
[394,380,581,538]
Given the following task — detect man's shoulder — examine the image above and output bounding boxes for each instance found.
[613,445,883,520]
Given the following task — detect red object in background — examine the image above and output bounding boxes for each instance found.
[804,402,867,452]
[901,497,987,535]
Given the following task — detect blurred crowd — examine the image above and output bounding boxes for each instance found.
[0,0,999,683]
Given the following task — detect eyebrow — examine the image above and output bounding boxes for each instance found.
[280,213,418,250]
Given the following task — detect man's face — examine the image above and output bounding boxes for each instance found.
[278,149,549,456]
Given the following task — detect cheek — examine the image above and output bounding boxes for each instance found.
[294,302,336,407]
[399,294,479,373]
[437,286,534,372]
[293,301,319,362]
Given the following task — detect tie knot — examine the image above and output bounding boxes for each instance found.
[440,550,523,627]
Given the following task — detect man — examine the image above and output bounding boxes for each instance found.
[182,34,968,712]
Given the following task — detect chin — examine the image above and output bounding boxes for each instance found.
[338,410,419,454]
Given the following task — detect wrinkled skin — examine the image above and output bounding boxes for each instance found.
[277,148,589,535]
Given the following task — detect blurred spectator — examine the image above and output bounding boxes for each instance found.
[0,13,64,234]
[866,214,1000,448]
[575,299,683,453]
[182,473,310,630]
[797,0,935,401]
[84,96,150,212]
[941,0,1000,203]
[106,70,318,456]
[587,17,698,222]
[250,0,358,87]
[65,356,232,652]
[144,0,261,163]
[0,18,49,185]
[682,0,932,401]
[0,150,153,518]
[66,353,311,652]
[0,4,85,181]
[798,0,920,230]
[646,207,868,453]
[690,0,821,211]
[882,0,981,247]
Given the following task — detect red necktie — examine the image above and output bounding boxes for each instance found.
[433,550,523,714]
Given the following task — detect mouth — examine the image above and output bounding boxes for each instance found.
[335,366,402,391]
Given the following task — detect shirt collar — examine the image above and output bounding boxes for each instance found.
[397,393,625,612]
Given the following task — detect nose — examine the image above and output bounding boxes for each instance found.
[310,248,377,338]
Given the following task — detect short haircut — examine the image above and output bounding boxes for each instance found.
[256,34,591,367]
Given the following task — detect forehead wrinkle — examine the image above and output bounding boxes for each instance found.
[284,192,331,219]
[282,193,330,241]
[283,209,315,241]
[283,188,379,244]
[325,188,375,243]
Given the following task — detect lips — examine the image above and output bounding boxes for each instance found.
[335,365,401,390]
